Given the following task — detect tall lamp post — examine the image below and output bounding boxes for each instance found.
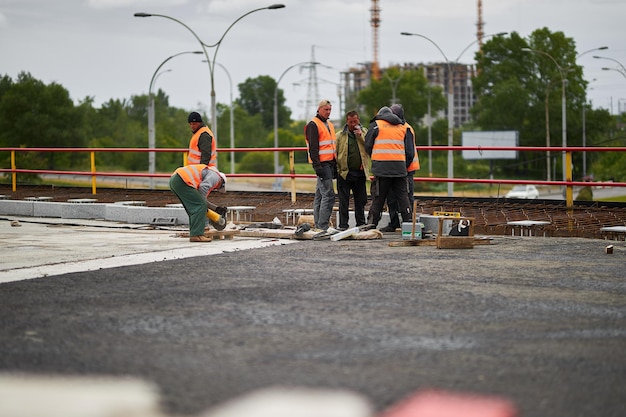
[148,51,203,189]
[401,31,507,196]
[273,61,320,184]
[383,69,404,105]
[148,69,170,188]
[135,4,285,147]
[523,48,568,187]
[216,63,235,175]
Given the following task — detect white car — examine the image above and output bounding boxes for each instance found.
[505,184,539,199]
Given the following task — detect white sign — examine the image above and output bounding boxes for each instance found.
[462,131,518,160]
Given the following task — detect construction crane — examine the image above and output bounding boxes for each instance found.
[370,0,381,80]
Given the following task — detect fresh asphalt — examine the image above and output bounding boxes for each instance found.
[1,184,625,416]
[0,212,625,416]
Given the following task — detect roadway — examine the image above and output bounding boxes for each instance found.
[1,180,625,416]
[0,211,625,416]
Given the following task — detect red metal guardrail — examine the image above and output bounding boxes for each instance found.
[1,145,625,206]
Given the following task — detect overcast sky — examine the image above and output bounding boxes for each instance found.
[2,0,626,124]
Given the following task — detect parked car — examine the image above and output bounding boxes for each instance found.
[505,184,539,199]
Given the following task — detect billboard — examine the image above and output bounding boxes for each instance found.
[462,131,518,160]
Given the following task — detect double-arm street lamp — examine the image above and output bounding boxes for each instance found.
[400,31,507,196]
[383,69,404,105]
[148,51,203,189]
[201,59,235,174]
[524,47,607,182]
[523,46,607,193]
[523,48,568,188]
[135,4,285,147]
[595,55,626,83]
[215,62,235,174]
[273,61,320,182]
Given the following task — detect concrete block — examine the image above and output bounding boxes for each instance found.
[34,202,107,220]
[105,204,187,225]
[0,200,35,217]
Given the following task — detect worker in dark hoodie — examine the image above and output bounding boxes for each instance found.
[364,106,414,229]
[381,103,420,232]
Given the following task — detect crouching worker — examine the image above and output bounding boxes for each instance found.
[169,164,227,242]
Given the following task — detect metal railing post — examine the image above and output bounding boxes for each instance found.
[90,151,97,195]
[289,151,296,203]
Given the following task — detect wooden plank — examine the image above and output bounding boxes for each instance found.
[436,217,475,249]
[205,229,240,240]
[436,236,475,249]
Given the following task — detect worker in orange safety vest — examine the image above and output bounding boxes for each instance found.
[381,104,420,232]
[364,106,414,229]
[170,164,226,242]
[187,112,217,167]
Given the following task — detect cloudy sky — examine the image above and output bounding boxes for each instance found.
[2,0,626,123]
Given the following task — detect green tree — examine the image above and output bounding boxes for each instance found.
[472,29,590,178]
[357,67,445,129]
[0,72,87,170]
[236,75,291,131]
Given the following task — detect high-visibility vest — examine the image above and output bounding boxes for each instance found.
[187,126,217,167]
[406,123,420,172]
[175,164,207,189]
[371,120,406,162]
[305,117,336,163]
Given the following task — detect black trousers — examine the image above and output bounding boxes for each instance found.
[387,175,415,228]
[368,176,412,227]
[337,172,368,228]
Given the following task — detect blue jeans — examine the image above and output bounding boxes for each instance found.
[313,165,336,230]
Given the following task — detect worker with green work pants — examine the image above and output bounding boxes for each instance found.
[169,164,227,242]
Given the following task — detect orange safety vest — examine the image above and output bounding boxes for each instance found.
[305,117,336,163]
[406,123,420,172]
[175,164,207,189]
[187,126,217,167]
[371,120,407,162]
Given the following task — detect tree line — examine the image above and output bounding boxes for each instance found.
[1,28,624,184]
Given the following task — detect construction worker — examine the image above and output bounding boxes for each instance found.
[304,99,337,234]
[364,106,414,229]
[336,110,370,230]
[381,104,420,232]
[187,112,217,167]
[169,164,226,242]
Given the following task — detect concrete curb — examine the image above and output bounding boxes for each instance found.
[0,200,189,225]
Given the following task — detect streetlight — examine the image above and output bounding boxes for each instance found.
[273,61,320,185]
[216,63,235,175]
[601,66,626,81]
[594,55,626,76]
[522,47,568,186]
[134,4,285,149]
[577,46,608,59]
[400,31,507,196]
[582,79,597,179]
[148,69,170,188]
[148,51,203,189]
[383,69,404,104]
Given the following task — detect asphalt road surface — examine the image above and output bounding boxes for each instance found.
[0,235,625,417]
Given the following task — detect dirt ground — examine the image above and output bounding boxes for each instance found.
[2,184,626,239]
[0,184,313,224]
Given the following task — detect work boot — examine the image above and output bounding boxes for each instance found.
[190,235,212,242]
[380,225,398,233]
